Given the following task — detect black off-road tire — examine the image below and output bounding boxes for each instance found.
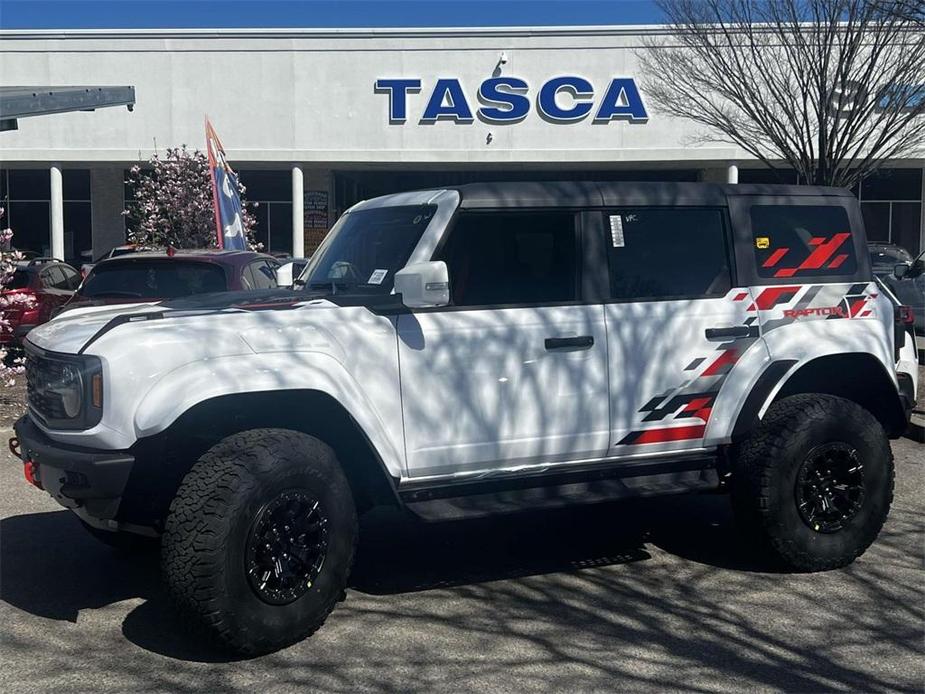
[161,429,357,655]
[731,394,894,571]
[79,519,160,553]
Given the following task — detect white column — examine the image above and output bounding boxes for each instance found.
[727,163,739,185]
[291,165,304,258]
[49,165,65,260]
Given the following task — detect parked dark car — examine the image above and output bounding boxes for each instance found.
[59,250,280,313]
[1,258,82,345]
[868,242,913,276]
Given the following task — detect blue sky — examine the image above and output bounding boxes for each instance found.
[0,0,664,29]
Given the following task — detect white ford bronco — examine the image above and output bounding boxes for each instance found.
[12,182,919,654]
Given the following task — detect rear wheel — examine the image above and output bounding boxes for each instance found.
[161,428,357,655]
[731,394,893,571]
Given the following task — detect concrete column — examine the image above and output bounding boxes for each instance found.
[727,163,739,185]
[292,165,304,257]
[49,165,65,260]
[90,168,127,258]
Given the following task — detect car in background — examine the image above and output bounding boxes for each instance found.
[868,243,913,276]
[1,258,82,345]
[275,258,309,288]
[59,249,280,313]
[80,243,160,277]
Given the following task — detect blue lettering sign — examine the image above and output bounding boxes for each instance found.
[421,78,474,123]
[478,77,530,123]
[537,76,595,122]
[594,78,649,123]
[373,78,422,123]
[376,76,649,125]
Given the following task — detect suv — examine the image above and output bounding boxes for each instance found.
[59,249,281,312]
[0,258,82,346]
[11,182,918,655]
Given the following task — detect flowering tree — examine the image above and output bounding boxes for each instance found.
[123,145,259,249]
[0,207,34,385]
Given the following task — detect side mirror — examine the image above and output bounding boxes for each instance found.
[394,261,450,308]
[893,263,909,280]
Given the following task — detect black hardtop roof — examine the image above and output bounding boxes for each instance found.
[452,181,853,209]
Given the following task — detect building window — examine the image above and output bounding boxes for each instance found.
[0,169,91,263]
[858,168,923,255]
[238,170,292,255]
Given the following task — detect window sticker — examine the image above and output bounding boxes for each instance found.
[755,236,770,249]
[368,269,388,285]
[609,215,625,247]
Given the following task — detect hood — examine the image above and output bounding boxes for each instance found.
[27,289,329,355]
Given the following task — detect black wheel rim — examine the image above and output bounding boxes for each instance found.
[245,490,329,605]
[795,443,865,534]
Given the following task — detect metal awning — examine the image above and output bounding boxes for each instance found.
[0,85,135,131]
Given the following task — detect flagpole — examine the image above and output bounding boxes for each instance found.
[205,116,224,249]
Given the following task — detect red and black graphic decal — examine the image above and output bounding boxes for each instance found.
[618,425,706,446]
[758,232,852,278]
[639,391,718,423]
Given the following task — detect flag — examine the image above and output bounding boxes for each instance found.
[205,118,246,250]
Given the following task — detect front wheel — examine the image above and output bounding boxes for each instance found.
[731,394,894,571]
[161,429,357,655]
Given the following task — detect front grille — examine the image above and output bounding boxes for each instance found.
[25,349,69,421]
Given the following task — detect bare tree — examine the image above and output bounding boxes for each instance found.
[639,0,925,187]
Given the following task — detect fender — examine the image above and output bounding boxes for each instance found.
[133,350,406,478]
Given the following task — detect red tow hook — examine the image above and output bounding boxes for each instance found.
[23,460,43,490]
[9,437,42,490]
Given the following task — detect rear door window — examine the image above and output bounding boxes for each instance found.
[751,205,857,278]
[604,208,732,301]
[41,266,68,290]
[60,265,82,290]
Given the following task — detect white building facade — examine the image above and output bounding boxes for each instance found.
[1,26,923,261]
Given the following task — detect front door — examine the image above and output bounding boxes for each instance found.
[599,207,753,454]
[397,210,610,478]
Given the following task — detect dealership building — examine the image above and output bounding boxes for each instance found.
[0,26,923,262]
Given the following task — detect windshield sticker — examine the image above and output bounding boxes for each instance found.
[609,215,625,247]
[368,269,388,285]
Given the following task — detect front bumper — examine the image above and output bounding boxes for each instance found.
[12,415,135,524]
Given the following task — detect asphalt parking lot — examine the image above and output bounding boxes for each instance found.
[0,431,922,693]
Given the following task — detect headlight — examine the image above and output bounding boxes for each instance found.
[24,344,103,430]
[54,363,83,418]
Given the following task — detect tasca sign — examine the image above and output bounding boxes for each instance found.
[374,76,648,124]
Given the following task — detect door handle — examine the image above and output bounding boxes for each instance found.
[545,336,594,351]
[705,326,751,340]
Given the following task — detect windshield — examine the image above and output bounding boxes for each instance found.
[79,260,227,299]
[301,204,436,295]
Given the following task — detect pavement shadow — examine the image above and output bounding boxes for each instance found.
[0,491,784,665]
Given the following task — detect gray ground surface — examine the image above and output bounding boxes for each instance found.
[0,432,922,693]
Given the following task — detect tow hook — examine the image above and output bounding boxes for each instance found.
[23,460,43,490]
[8,436,21,459]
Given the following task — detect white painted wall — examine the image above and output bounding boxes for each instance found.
[0,27,752,165]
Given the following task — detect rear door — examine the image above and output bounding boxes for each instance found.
[397,209,610,478]
[599,207,754,454]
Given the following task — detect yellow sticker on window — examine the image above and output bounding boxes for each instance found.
[756,237,770,249]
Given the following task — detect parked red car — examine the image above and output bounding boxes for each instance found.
[1,258,82,345]
[59,249,281,313]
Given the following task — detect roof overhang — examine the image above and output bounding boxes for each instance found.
[0,85,135,131]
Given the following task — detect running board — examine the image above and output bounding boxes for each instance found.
[399,455,719,521]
